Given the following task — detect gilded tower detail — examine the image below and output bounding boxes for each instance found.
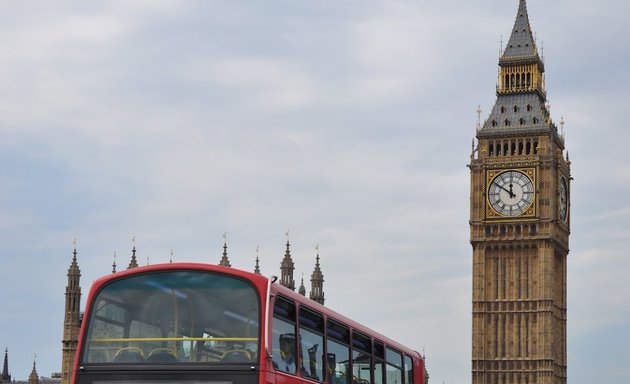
[469,1,570,384]
[62,247,81,384]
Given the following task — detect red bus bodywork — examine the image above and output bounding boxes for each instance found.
[73,263,427,384]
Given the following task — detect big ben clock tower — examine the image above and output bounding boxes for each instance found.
[469,1,571,384]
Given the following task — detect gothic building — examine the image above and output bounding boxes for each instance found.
[469,1,570,384]
[61,238,325,384]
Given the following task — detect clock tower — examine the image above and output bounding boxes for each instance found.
[469,1,571,384]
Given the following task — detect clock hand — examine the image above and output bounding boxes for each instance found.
[509,183,515,198]
[494,183,516,198]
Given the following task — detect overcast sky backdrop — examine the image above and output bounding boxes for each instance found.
[1,1,629,383]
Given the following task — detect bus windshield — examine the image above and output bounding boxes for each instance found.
[82,270,260,365]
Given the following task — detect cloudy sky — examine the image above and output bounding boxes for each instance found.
[1,0,629,383]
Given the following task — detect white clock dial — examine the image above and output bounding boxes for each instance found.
[559,176,568,222]
[488,170,535,216]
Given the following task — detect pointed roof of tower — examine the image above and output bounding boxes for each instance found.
[309,251,325,305]
[219,235,231,267]
[128,237,138,269]
[479,0,562,146]
[1,348,10,383]
[254,246,261,275]
[280,238,295,290]
[68,245,81,276]
[501,0,540,62]
[28,355,39,384]
[298,275,306,296]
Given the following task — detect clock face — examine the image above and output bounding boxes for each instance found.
[559,176,568,222]
[488,170,535,216]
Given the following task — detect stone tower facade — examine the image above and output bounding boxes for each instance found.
[469,1,570,383]
[309,253,325,305]
[62,247,81,384]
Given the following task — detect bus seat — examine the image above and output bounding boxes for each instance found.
[148,348,177,362]
[221,350,252,362]
[114,347,145,362]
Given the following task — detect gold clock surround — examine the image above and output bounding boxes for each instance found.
[485,168,536,219]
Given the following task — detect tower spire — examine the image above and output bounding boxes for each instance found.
[254,246,261,275]
[219,233,231,267]
[279,232,295,290]
[28,354,39,384]
[1,348,10,383]
[127,236,138,269]
[62,245,81,384]
[309,246,325,305]
[501,0,539,61]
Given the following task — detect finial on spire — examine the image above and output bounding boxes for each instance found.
[112,252,117,273]
[560,116,565,137]
[476,105,482,132]
[285,229,290,244]
[170,249,174,263]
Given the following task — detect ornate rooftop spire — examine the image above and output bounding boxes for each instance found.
[501,0,540,61]
[1,348,10,383]
[479,0,561,144]
[298,275,306,296]
[254,246,261,275]
[309,247,325,305]
[219,233,231,267]
[279,233,295,290]
[127,236,138,269]
[28,355,39,384]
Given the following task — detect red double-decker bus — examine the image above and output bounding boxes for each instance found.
[73,263,428,384]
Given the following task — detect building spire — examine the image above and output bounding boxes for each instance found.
[279,233,295,290]
[28,354,39,384]
[254,246,261,275]
[298,274,306,296]
[1,348,10,383]
[501,0,539,61]
[479,0,560,142]
[309,246,325,305]
[219,233,231,267]
[127,236,138,269]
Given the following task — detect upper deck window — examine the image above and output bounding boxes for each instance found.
[82,270,260,364]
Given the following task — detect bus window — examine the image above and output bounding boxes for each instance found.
[81,271,260,364]
[373,341,384,384]
[352,331,372,384]
[272,297,297,374]
[299,307,325,381]
[327,320,350,384]
[385,348,403,384]
[404,355,414,384]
